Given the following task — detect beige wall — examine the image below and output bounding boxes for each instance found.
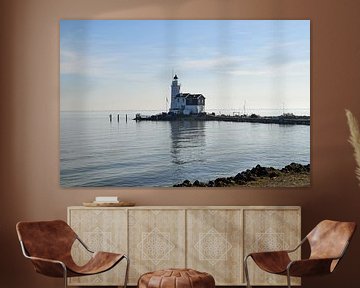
[1,0,360,287]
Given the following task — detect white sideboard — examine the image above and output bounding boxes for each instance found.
[67,206,301,286]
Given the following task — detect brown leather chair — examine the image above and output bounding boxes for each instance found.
[16,220,129,288]
[244,220,356,288]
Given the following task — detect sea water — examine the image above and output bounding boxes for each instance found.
[60,111,310,187]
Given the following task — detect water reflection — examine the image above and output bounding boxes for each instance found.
[169,121,206,181]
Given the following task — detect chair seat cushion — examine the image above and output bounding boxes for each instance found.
[138,268,215,288]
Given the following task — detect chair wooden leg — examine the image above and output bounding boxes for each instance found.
[244,255,252,288]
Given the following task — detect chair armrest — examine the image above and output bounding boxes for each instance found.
[287,258,336,277]
[246,251,292,274]
[19,240,67,277]
[250,250,289,255]
[76,236,94,253]
[25,255,67,278]
[247,250,290,259]
[245,237,306,259]
[26,255,65,265]
[286,237,307,253]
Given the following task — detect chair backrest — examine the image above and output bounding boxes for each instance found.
[16,220,77,261]
[307,220,356,261]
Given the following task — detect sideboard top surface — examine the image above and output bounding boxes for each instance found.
[68,205,301,210]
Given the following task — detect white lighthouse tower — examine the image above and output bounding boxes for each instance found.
[168,74,205,115]
[169,74,181,113]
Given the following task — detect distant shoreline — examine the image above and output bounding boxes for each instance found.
[173,163,310,187]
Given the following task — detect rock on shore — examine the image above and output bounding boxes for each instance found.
[173,162,310,187]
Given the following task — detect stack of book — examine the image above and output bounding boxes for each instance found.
[83,196,135,207]
[93,196,119,204]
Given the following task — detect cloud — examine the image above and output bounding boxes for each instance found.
[60,49,125,78]
[180,56,249,71]
[179,51,309,78]
[229,60,309,77]
[261,40,301,51]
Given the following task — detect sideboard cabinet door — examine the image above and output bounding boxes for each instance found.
[187,209,243,285]
[68,208,128,286]
[243,208,301,286]
[128,209,186,284]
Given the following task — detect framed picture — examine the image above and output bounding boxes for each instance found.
[60,20,310,187]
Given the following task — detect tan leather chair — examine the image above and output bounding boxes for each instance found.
[16,220,129,288]
[244,220,356,288]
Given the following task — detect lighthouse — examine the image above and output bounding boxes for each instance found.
[169,74,181,112]
[169,74,205,115]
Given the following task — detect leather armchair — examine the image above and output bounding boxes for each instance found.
[16,220,129,288]
[244,220,356,288]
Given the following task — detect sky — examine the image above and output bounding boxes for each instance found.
[60,20,310,113]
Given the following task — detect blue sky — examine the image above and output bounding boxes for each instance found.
[60,20,310,113]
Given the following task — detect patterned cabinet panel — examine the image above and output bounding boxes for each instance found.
[187,209,243,285]
[243,208,301,286]
[67,206,301,286]
[68,208,127,286]
[128,209,186,284]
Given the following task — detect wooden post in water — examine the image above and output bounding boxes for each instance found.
[126,114,128,123]
[109,114,112,122]
[117,114,120,122]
